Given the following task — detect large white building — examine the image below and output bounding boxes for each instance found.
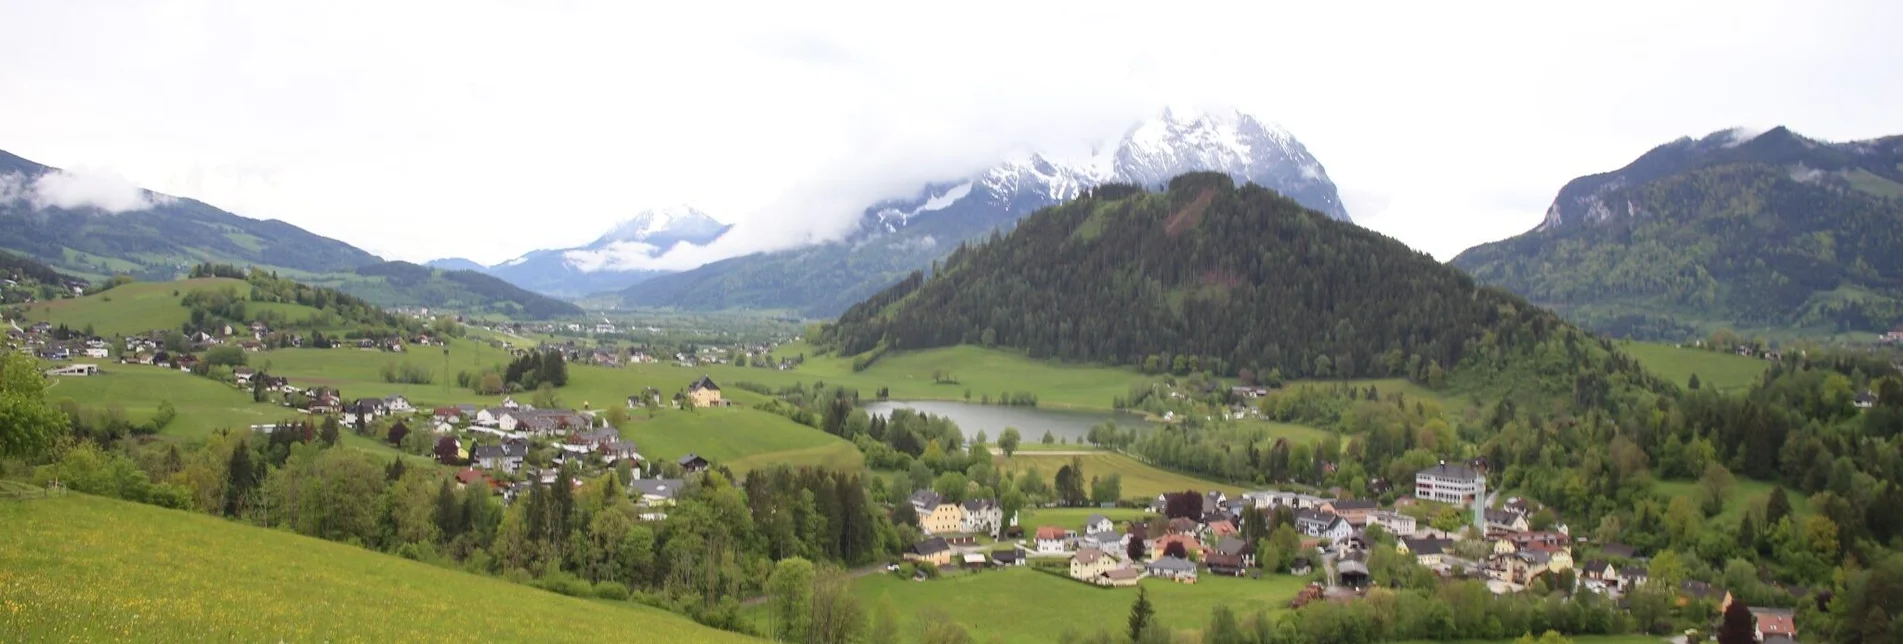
[1415,462,1485,506]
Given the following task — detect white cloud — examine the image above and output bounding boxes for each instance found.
[0,169,171,213]
[0,0,1899,265]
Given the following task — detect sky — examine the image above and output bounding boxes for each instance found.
[2,0,1900,266]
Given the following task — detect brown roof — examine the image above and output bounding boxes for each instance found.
[1036,526,1067,540]
[1754,611,1796,636]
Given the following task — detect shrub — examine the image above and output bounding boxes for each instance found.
[593,581,630,601]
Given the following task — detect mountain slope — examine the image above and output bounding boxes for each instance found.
[424,257,487,272]
[0,494,755,642]
[1451,127,1903,339]
[0,149,382,279]
[613,107,1348,316]
[335,261,583,319]
[819,173,1667,407]
[479,206,731,297]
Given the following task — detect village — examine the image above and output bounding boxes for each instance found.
[894,459,1800,643]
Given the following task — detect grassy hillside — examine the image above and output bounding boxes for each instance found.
[20,277,263,337]
[750,568,1308,643]
[1655,477,1810,526]
[995,452,1243,499]
[0,494,757,642]
[1621,341,1770,393]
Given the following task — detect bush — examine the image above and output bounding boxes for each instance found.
[534,571,592,597]
[593,581,630,600]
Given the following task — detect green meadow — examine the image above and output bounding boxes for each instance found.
[0,494,756,643]
[995,452,1244,500]
[1654,477,1811,526]
[1621,341,1770,393]
[21,278,258,337]
[753,567,1310,644]
[1017,507,1153,532]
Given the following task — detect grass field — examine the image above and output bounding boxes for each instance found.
[1018,507,1153,532]
[754,568,1309,643]
[752,345,1151,411]
[995,452,1243,499]
[1655,477,1810,525]
[618,406,864,474]
[1393,638,1664,644]
[0,494,755,643]
[21,278,259,337]
[1621,342,1770,393]
[47,366,292,438]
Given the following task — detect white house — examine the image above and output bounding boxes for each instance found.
[1295,509,1353,541]
[1084,513,1114,536]
[1415,462,1486,505]
[42,364,99,377]
[384,395,414,413]
[961,499,1005,535]
[83,346,109,359]
[1369,510,1419,536]
[1035,526,1070,554]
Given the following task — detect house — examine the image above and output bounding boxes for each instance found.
[909,490,965,535]
[1290,557,1313,576]
[1294,509,1352,541]
[1399,537,1452,567]
[1752,608,1797,641]
[1321,499,1379,526]
[1084,513,1114,536]
[42,364,98,377]
[1857,390,1879,409]
[1618,565,1649,589]
[1416,462,1486,505]
[1678,580,1723,606]
[678,453,711,473]
[1486,509,1530,533]
[1203,519,1238,540]
[471,439,529,474]
[1149,533,1204,560]
[454,468,493,490]
[233,367,256,384]
[1146,556,1198,583]
[501,396,520,410]
[1214,537,1257,567]
[1098,567,1142,587]
[83,345,109,359]
[906,537,953,568]
[432,407,464,424]
[1080,530,1126,551]
[1207,552,1247,576]
[961,498,1004,535]
[990,547,1026,567]
[1369,510,1417,536]
[1069,547,1118,582]
[433,436,464,465]
[384,395,414,413]
[630,478,687,506]
[686,375,723,408]
[1035,526,1070,554]
[1490,549,1551,584]
[598,440,641,463]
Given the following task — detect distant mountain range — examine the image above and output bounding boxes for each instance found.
[0,149,380,280]
[342,261,583,319]
[598,106,1349,316]
[1451,126,1903,339]
[432,206,731,298]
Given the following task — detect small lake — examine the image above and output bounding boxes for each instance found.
[861,400,1155,444]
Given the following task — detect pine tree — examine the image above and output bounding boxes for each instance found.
[434,478,462,543]
[1128,586,1154,643]
[223,443,256,517]
[1766,487,1792,528]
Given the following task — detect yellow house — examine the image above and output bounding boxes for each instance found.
[906,537,953,567]
[687,376,723,408]
[922,502,965,535]
[1543,547,1573,573]
[1070,548,1118,582]
[1399,537,1449,567]
[1494,539,1519,556]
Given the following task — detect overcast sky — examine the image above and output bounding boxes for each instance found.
[2,0,1900,266]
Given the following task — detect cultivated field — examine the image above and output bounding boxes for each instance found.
[1621,342,1770,393]
[995,452,1244,499]
[0,494,757,643]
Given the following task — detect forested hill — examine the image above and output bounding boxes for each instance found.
[820,173,1669,408]
[0,149,382,280]
[1451,127,1903,340]
[344,261,583,319]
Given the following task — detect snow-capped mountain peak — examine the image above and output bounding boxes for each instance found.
[593,205,724,246]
